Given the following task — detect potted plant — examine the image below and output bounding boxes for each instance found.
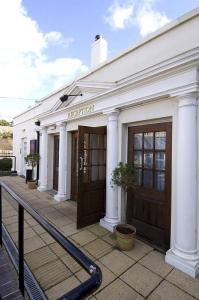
[24,153,40,189]
[112,162,136,251]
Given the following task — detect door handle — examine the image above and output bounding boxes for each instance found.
[79,156,84,171]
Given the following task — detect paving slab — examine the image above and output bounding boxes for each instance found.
[139,250,173,277]
[122,239,153,261]
[100,249,135,276]
[87,224,109,237]
[25,246,57,271]
[32,224,46,235]
[40,232,55,245]
[25,217,38,227]
[84,239,113,260]
[95,278,144,300]
[46,276,80,300]
[166,269,199,299]
[120,263,162,297]
[70,230,97,246]
[24,235,45,254]
[93,261,116,294]
[10,227,37,242]
[61,253,82,273]
[61,222,80,236]
[148,280,196,300]
[102,233,117,246]
[49,242,66,257]
[33,259,72,290]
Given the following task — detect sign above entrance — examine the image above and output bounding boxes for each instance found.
[67,104,95,119]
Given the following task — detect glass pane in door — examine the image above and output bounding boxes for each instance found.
[144,152,153,168]
[134,151,142,167]
[155,171,165,191]
[135,169,142,186]
[134,133,142,149]
[144,132,153,149]
[155,152,165,170]
[155,132,166,150]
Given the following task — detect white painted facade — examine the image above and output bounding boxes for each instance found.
[13,9,199,277]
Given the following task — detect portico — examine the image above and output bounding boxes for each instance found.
[13,9,199,277]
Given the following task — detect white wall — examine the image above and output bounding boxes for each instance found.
[83,13,199,82]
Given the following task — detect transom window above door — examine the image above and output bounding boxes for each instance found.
[132,130,167,191]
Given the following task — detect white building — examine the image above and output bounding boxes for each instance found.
[13,8,199,277]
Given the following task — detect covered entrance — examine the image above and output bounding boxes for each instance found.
[71,126,107,228]
[127,122,172,250]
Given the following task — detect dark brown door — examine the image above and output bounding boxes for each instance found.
[71,131,78,201]
[53,135,59,190]
[127,122,172,250]
[77,126,106,228]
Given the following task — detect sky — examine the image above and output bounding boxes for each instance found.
[0,0,198,121]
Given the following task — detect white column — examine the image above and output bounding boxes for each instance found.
[54,123,67,201]
[38,126,48,192]
[166,93,199,278]
[100,109,120,231]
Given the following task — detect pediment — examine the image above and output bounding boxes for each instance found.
[51,80,116,112]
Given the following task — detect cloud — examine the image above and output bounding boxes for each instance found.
[105,0,170,37]
[0,0,88,119]
[105,1,134,30]
[44,31,75,48]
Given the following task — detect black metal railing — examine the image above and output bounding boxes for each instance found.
[0,180,102,300]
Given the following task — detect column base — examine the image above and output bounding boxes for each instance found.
[100,217,120,232]
[37,185,48,192]
[166,249,199,278]
[54,194,67,202]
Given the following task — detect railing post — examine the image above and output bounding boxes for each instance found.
[18,204,24,295]
[0,185,2,247]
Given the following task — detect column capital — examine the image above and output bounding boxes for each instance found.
[103,109,119,121]
[56,121,66,129]
[176,92,198,108]
[40,126,47,132]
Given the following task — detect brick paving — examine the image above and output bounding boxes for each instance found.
[1,176,199,300]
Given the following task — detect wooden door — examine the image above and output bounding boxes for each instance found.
[77,126,106,228]
[71,131,78,201]
[53,135,59,191]
[127,122,172,250]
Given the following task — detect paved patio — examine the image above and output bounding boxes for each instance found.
[1,176,199,300]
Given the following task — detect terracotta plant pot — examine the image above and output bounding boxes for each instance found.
[114,224,136,251]
[27,180,37,189]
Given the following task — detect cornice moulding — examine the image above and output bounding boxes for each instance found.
[14,48,199,126]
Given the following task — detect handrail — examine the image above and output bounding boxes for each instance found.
[0,180,102,300]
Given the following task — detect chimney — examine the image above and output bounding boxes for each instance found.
[91,35,108,68]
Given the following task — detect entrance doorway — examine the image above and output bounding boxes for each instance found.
[71,126,107,228]
[53,135,59,191]
[71,131,78,201]
[127,122,172,250]
[21,138,27,176]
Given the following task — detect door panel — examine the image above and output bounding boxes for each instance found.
[71,131,78,201]
[127,122,172,250]
[53,135,59,191]
[77,126,106,228]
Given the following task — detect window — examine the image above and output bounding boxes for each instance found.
[30,140,37,154]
